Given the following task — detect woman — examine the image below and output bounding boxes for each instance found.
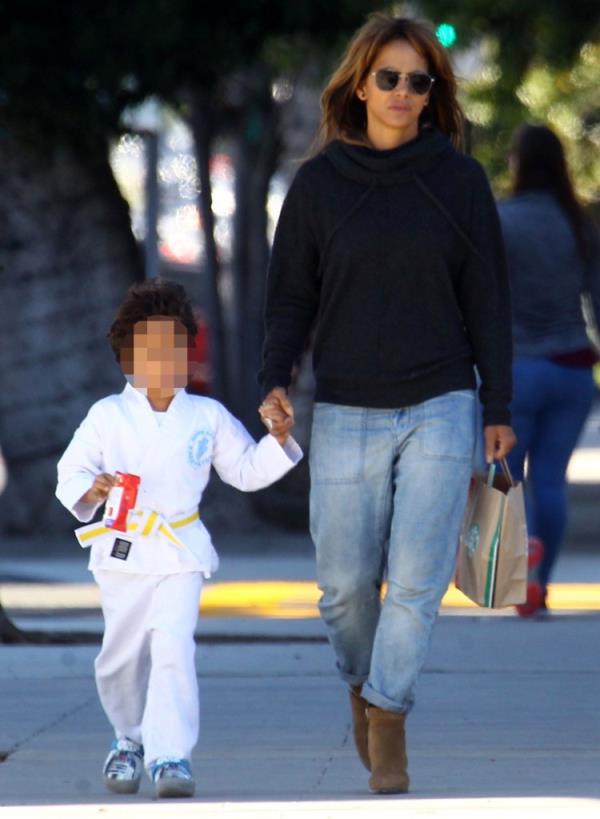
[499,124,600,617]
[260,13,515,794]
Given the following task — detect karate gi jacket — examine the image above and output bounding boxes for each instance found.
[56,383,303,576]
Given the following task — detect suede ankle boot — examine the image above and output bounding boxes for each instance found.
[366,705,409,794]
[349,686,370,770]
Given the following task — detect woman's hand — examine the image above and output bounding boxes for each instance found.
[484,425,517,463]
[259,387,295,446]
[259,407,294,445]
[80,473,117,505]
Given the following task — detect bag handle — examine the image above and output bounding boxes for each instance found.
[500,458,515,486]
[486,458,515,488]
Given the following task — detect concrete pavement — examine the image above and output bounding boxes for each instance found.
[1,408,599,815]
[2,534,600,817]
[1,616,600,816]
[2,540,600,640]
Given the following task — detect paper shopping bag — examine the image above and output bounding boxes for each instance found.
[456,459,528,608]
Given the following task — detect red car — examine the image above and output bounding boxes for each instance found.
[187,309,210,395]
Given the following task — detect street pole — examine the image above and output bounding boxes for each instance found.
[144,131,159,279]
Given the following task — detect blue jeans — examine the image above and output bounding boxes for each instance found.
[309,390,476,714]
[507,357,595,588]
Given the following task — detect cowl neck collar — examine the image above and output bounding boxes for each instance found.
[324,128,452,185]
[122,381,188,417]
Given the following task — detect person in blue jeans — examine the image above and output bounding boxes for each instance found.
[499,124,600,616]
[260,14,515,795]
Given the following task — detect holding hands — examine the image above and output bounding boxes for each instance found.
[259,387,295,446]
[78,390,296,508]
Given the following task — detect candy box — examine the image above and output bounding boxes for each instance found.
[103,472,140,532]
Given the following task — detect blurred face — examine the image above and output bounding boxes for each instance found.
[122,316,189,395]
[357,39,432,147]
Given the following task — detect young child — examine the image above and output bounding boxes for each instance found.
[56,279,300,799]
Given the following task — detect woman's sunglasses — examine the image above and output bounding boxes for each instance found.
[370,68,435,96]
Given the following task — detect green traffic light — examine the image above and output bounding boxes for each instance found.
[436,22,457,48]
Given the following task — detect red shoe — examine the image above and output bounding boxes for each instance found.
[527,536,544,570]
[515,580,545,618]
[515,537,545,618]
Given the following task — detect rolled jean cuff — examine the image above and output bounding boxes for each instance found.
[337,666,369,688]
[361,682,412,715]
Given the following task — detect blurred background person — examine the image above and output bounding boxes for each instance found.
[499,124,600,617]
[0,444,6,496]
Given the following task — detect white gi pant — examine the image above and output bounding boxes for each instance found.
[93,570,203,765]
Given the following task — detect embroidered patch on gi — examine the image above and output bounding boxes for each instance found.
[188,430,214,468]
[110,538,132,561]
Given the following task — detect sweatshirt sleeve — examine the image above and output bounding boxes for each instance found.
[259,167,321,395]
[211,403,303,492]
[456,161,513,427]
[56,405,105,523]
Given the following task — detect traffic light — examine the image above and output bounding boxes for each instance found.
[436,22,457,49]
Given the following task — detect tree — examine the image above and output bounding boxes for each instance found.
[135,3,383,428]
[0,1,383,541]
[0,0,384,638]
[419,0,600,192]
[0,3,150,534]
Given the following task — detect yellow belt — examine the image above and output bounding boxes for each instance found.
[75,508,200,550]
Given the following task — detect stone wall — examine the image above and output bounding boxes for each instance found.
[0,138,142,532]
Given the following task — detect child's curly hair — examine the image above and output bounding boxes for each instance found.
[108,278,197,362]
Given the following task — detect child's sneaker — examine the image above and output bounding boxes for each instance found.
[148,758,195,798]
[102,738,144,794]
[516,536,545,618]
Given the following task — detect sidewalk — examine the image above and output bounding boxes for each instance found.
[1,614,599,815]
[2,536,600,640]
[1,416,599,814]
[2,404,599,635]
[2,531,600,813]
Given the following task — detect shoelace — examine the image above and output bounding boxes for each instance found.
[107,751,139,777]
[115,739,143,756]
[109,761,131,776]
[153,760,191,780]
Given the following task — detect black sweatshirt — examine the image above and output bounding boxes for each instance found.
[261,128,512,426]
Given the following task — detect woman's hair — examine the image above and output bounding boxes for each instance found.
[316,12,464,151]
[510,124,589,261]
[108,278,197,361]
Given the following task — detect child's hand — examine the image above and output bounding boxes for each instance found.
[258,404,293,446]
[80,473,117,505]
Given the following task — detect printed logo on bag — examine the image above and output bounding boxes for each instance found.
[466,523,480,556]
[188,430,214,468]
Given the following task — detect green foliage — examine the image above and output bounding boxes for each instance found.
[0,0,380,153]
[420,0,599,67]
[419,0,600,196]
[510,44,600,200]
[2,1,596,192]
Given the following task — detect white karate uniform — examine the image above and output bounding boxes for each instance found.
[56,382,302,763]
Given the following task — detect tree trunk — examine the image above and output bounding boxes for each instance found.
[0,136,143,533]
[189,91,229,404]
[231,80,282,431]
